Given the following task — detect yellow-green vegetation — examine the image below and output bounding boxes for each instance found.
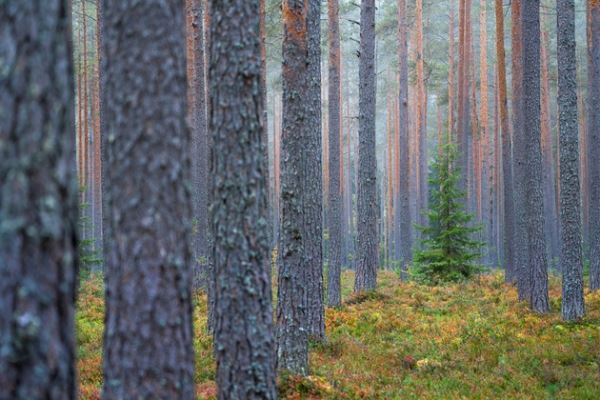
[77,271,600,399]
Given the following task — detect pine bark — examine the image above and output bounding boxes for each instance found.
[0,2,78,398]
[557,0,585,320]
[496,0,516,280]
[588,0,600,290]
[209,1,277,398]
[92,2,103,257]
[188,0,210,291]
[327,0,343,307]
[480,0,490,263]
[278,0,324,374]
[416,0,428,228]
[512,0,531,298]
[458,0,472,195]
[541,28,559,261]
[355,0,379,292]
[101,1,195,398]
[521,0,549,313]
[397,0,412,278]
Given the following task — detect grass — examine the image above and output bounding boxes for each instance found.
[77,271,600,399]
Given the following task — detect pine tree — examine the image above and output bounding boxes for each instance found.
[413,144,483,285]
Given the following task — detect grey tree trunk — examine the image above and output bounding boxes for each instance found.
[277,0,324,375]
[495,0,516,283]
[0,2,78,398]
[327,0,343,307]
[355,0,379,293]
[208,1,277,398]
[557,0,585,321]
[304,0,325,340]
[521,0,549,313]
[397,0,412,279]
[190,0,210,291]
[511,0,531,300]
[588,0,600,291]
[101,1,196,398]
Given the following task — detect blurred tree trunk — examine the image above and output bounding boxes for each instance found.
[101,1,195,397]
[0,1,79,398]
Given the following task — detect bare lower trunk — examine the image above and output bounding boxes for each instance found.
[327,0,343,307]
[521,0,549,313]
[101,1,196,397]
[355,0,379,292]
[0,2,79,398]
[588,0,600,290]
[557,0,585,320]
[209,1,277,398]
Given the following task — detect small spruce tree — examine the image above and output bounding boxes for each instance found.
[413,144,484,284]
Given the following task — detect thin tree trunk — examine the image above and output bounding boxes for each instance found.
[458,0,472,195]
[521,0,549,313]
[495,0,515,279]
[355,0,379,292]
[557,0,585,321]
[416,0,428,228]
[480,0,490,264]
[448,0,456,143]
[189,0,210,291]
[541,27,559,262]
[512,0,531,298]
[101,1,196,397]
[397,0,412,278]
[93,3,103,259]
[328,0,343,307]
[0,2,79,398]
[588,0,600,290]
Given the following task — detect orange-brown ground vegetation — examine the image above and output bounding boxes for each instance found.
[77,271,600,399]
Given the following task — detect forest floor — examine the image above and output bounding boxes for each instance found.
[77,271,600,399]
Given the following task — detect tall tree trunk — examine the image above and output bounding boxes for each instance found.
[303,0,324,341]
[416,0,428,228]
[193,0,210,293]
[0,2,78,398]
[521,0,549,313]
[355,0,379,292]
[512,0,531,298]
[209,1,277,398]
[448,0,456,142]
[278,0,324,374]
[588,0,600,290]
[458,0,472,195]
[397,0,412,278]
[541,27,559,262]
[557,0,585,321]
[495,0,515,280]
[81,0,89,208]
[93,2,103,259]
[479,0,490,263]
[328,0,343,307]
[101,2,195,398]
